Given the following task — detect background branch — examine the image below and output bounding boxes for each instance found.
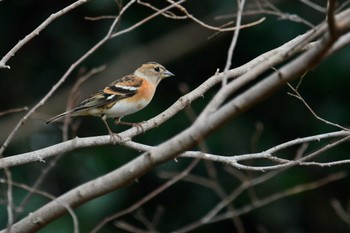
[0,0,89,69]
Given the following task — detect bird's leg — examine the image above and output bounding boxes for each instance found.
[114,117,145,133]
[101,115,120,144]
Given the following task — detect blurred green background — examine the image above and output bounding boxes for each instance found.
[1,0,350,232]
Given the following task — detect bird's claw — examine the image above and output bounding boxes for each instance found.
[109,133,122,145]
[132,122,145,133]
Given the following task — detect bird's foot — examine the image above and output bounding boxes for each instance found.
[108,132,121,145]
[132,122,145,134]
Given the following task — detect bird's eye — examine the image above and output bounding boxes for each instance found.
[154,67,160,72]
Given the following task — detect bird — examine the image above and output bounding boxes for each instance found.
[46,62,175,139]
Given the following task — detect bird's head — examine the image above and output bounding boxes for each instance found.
[135,62,175,84]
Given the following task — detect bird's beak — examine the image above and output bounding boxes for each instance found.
[163,70,175,78]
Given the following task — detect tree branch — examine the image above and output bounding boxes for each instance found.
[0,0,89,69]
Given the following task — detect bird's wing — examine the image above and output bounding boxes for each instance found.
[73,74,143,111]
[45,75,144,124]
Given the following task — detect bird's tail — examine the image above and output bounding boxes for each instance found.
[45,110,74,124]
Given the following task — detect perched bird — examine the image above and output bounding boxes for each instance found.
[46,62,174,137]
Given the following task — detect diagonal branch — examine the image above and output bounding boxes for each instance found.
[0,0,89,69]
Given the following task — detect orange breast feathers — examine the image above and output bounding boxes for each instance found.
[126,78,156,103]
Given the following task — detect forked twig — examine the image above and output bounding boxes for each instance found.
[90,159,199,233]
[287,83,349,131]
[0,178,79,233]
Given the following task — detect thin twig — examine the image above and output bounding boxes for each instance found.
[179,131,350,171]
[113,221,151,233]
[299,0,326,13]
[223,0,246,74]
[337,1,350,13]
[0,178,79,233]
[0,107,28,117]
[0,0,89,69]
[137,0,181,19]
[84,15,117,21]
[174,172,346,233]
[4,169,13,232]
[136,0,264,34]
[134,210,158,232]
[90,159,199,233]
[327,0,338,39]
[287,83,349,131]
[330,199,350,227]
[209,172,346,222]
[111,0,187,38]
[173,169,284,233]
[217,0,315,28]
